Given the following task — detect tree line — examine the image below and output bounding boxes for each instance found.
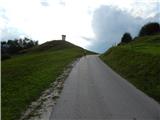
[118,22,160,45]
[1,38,38,60]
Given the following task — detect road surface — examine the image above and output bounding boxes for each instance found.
[50,55,160,120]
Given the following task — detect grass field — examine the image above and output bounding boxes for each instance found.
[101,34,160,102]
[2,40,94,120]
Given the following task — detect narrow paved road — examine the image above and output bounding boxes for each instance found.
[50,55,160,120]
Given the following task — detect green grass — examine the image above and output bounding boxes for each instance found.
[2,40,94,120]
[101,34,160,102]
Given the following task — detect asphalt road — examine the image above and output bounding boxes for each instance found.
[50,55,160,120]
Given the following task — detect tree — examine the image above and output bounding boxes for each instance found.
[121,32,132,43]
[139,22,160,36]
[1,38,38,60]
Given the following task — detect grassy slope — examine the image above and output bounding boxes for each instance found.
[2,40,94,120]
[101,34,160,102]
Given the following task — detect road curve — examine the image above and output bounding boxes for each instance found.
[50,55,160,120]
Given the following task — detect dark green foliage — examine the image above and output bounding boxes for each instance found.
[139,22,160,36]
[121,32,132,43]
[101,34,160,102]
[1,53,11,60]
[1,38,38,60]
[6,40,22,54]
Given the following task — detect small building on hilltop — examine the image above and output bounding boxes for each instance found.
[62,35,66,41]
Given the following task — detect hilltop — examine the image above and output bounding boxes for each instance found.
[2,40,95,120]
[101,34,160,102]
[21,40,83,53]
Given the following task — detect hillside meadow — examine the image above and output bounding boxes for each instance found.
[2,40,94,120]
[101,34,160,102]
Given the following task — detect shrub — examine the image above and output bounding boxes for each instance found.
[139,22,160,36]
[121,33,132,43]
[1,54,11,60]
[1,38,38,57]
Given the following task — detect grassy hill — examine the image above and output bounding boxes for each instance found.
[101,34,160,102]
[2,40,94,120]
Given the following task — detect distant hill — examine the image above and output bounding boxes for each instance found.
[20,40,84,53]
[101,34,160,102]
[1,40,95,120]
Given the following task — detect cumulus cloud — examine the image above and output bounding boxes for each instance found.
[40,0,49,7]
[0,0,94,47]
[88,5,159,53]
[130,1,160,18]
[0,26,27,40]
[0,0,159,53]
[0,0,65,41]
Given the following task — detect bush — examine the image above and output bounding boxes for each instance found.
[139,22,160,36]
[1,54,11,60]
[121,32,132,43]
[1,38,38,57]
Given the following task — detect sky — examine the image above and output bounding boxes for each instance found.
[0,0,160,53]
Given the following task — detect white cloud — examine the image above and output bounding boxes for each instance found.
[0,0,95,48]
[0,0,159,52]
[88,5,159,53]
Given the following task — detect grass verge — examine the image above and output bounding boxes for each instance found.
[2,41,94,120]
[101,34,160,102]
